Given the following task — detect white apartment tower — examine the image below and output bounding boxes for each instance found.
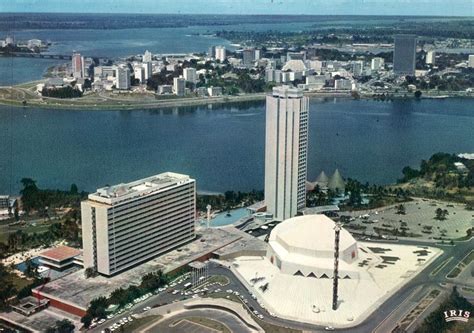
[115,65,131,90]
[265,86,309,221]
[143,50,152,63]
[371,57,385,71]
[183,68,197,83]
[215,46,226,62]
[468,55,474,68]
[81,172,196,276]
[134,65,145,83]
[426,50,436,65]
[173,77,186,96]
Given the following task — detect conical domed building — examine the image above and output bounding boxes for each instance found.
[316,171,329,185]
[328,169,345,193]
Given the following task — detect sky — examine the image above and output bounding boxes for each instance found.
[0,0,473,16]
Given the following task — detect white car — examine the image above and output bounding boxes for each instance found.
[325,326,335,331]
[258,314,264,319]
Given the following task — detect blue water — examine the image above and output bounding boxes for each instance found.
[16,256,40,272]
[1,98,473,195]
[206,207,250,227]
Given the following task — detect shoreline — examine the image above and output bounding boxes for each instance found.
[0,81,472,111]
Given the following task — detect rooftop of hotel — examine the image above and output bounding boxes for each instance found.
[34,227,243,309]
[88,172,193,205]
[39,245,82,262]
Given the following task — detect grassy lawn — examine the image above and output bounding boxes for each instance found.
[207,293,301,333]
[184,317,231,333]
[255,319,302,333]
[0,222,52,243]
[206,275,230,286]
[6,271,32,291]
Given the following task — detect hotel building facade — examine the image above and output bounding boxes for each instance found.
[81,172,196,276]
[265,86,309,221]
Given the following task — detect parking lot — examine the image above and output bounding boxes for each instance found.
[342,198,473,240]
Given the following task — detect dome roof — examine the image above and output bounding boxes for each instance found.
[269,215,356,255]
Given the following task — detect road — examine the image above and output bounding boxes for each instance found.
[144,309,254,333]
[90,237,473,333]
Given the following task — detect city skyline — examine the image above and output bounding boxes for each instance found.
[1,0,473,16]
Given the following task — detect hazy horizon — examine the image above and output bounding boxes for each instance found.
[1,0,473,17]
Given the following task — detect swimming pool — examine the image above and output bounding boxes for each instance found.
[203,207,250,227]
[16,256,41,272]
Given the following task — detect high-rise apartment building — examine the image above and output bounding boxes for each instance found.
[243,48,256,67]
[72,52,83,78]
[393,35,417,75]
[208,46,216,58]
[371,57,385,71]
[215,46,226,62]
[134,65,145,83]
[115,65,131,90]
[468,55,474,68]
[426,50,436,65]
[352,60,364,76]
[183,68,197,83]
[173,77,186,96]
[81,172,196,276]
[143,50,152,63]
[265,86,308,221]
[143,61,152,80]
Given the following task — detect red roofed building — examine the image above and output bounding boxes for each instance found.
[38,245,82,270]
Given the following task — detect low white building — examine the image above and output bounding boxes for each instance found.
[207,86,223,97]
[267,215,359,279]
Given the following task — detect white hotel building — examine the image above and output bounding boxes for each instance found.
[265,86,309,221]
[81,172,196,276]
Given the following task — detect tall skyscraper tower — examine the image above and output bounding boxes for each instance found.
[393,35,417,75]
[265,86,308,221]
[72,52,83,78]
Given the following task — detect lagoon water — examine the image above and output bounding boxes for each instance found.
[0,19,473,194]
[1,98,473,194]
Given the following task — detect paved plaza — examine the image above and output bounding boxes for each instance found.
[232,242,442,328]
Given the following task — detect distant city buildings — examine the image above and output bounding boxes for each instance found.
[183,67,197,83]
[208,46,216,58]
[143,50,152,63]
[352,60,364,76]
[115,65,131,90]
[334,78,352,90]
[207,86,223,97]
[81,172,196,276]
[371,57,385,71]
[468,54,474,68]
[215,46,226,62]
[173,76,186,96]
[393,35,417,76]
[243,48,257,67]
[426,50,436,65]
[265,86,308,221]
[72,52,83,78]
[134,65,145,83]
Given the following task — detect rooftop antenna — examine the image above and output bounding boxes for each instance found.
[332,222,342,310]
